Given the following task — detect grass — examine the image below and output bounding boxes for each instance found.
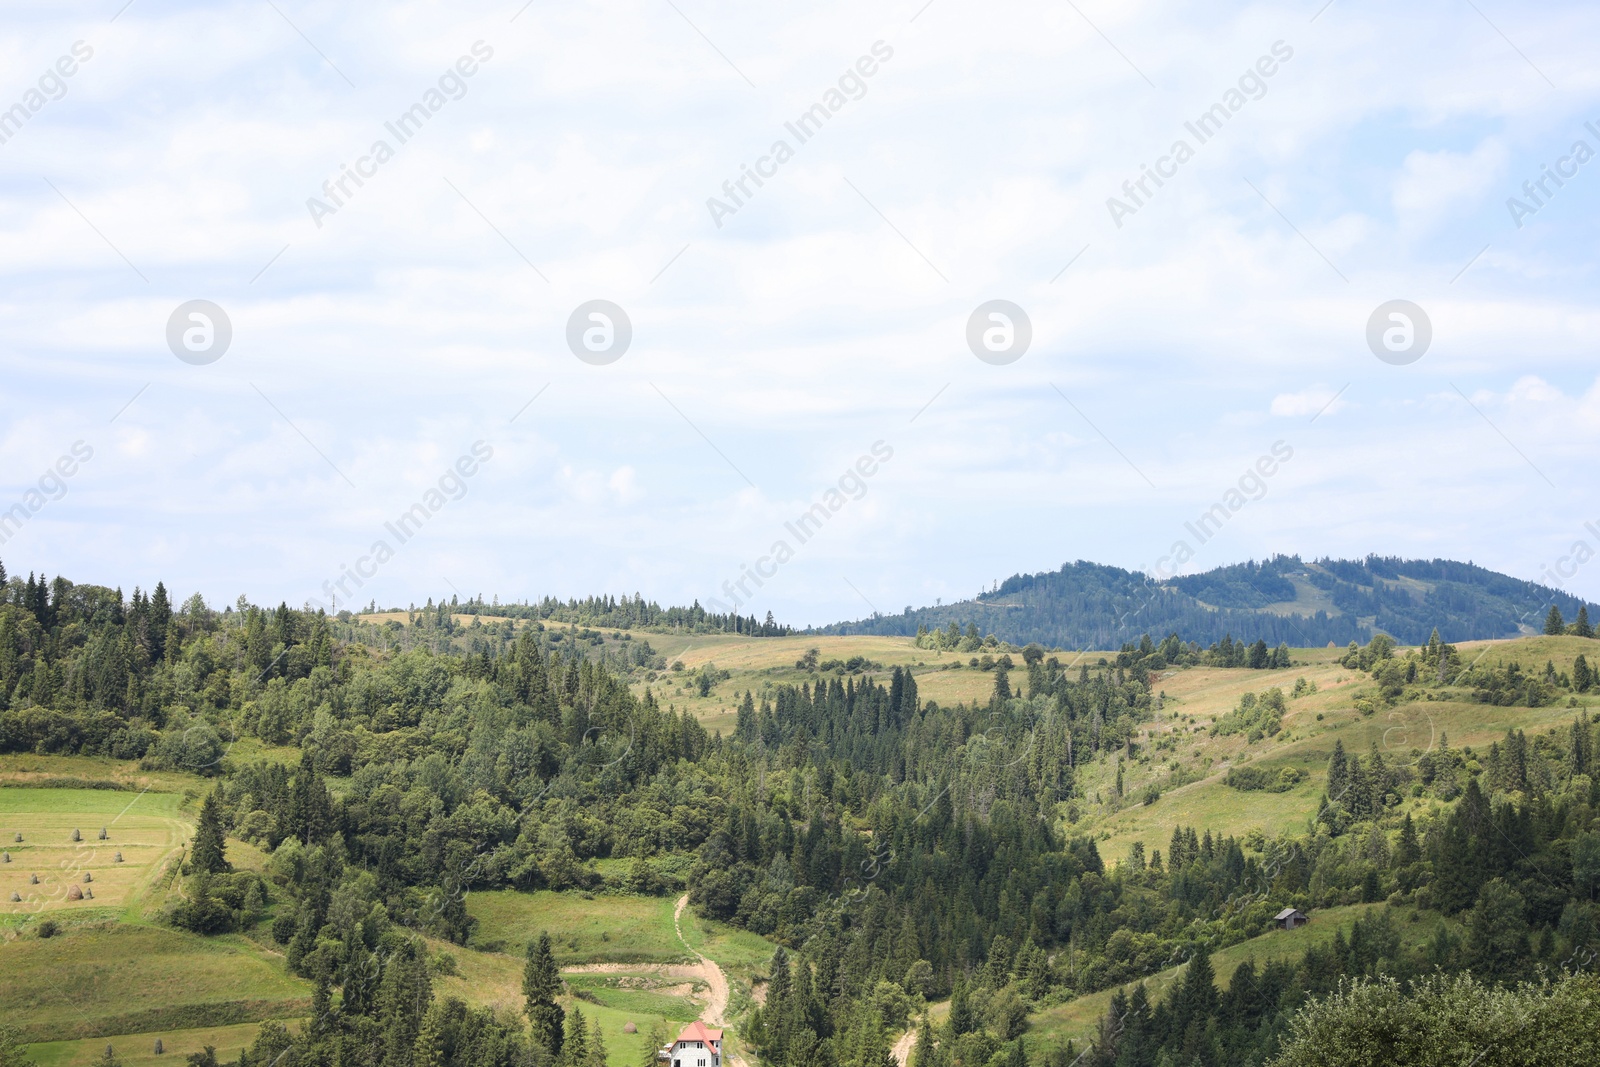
[0,788,191,920]
[1076,639,1595,866]
[639,634,1044,732]
[0,924,310,1042]
[678,905,776,987]
[28,1021,295,1067]
[0,754,200,794]
[566,974,705,1020]
[467,890,691,964]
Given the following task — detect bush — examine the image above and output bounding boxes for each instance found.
[37,918,59,938]
[1224,765,1307,793]
[1269,972,1600,1067]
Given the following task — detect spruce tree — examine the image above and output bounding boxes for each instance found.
[524,932,565,1057]
[1576,605,1594,639]
[588,1014,606,1067]
[564,1007,589,1067]
[190,790,229,874]
[1327,740,1349,805]
[1545,605,1566,635]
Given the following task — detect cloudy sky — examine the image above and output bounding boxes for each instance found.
[2,0,1597,626]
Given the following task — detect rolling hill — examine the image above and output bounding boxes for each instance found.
[822,554,1598,649]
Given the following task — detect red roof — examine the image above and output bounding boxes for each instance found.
[676,1023,724,1044]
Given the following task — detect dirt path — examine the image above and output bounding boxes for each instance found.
[891,1029,916,1067]
[674,893,731,1027]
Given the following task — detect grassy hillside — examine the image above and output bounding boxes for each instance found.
[1025,903,1458,1055]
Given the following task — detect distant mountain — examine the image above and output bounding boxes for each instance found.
[822,555,1599,649]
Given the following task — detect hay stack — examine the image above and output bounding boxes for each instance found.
[2,851,9,862]
[114,852,123,863]
[155,1038,165,1054]
[8,892,18,902]
[84,871,93,883]
[71,828,81,842]
[30,873,39,884]
[99,828,108,840]
[623,1022,638,1034]
[67,884,83,901]
[85,887,94,899]
[13,832,21,842]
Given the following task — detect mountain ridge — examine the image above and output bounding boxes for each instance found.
[821,554,1598,648]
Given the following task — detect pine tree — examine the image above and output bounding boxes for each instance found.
[564,1007,589,1067]
[588,1015,607,1067]
[524,932,565,1057]
[1545,605,1566,635]
[643,1022,669,1067]
[1576,606,1594,639]
[1396,813,1421,867]
[190,790,229,874]
[1326,740,1349,806]
[907,1016,933,1067]
[1576,655,1593,694]
[946,978,974,1037]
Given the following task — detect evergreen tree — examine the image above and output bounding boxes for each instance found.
[524,932,565,1057]
[1576,654,1593,694]
[564,1007,589,1067]
[907,1016,932,1067]
[643,1023,669,1067]
[1545,605,1566,635]
[946,978,975,1037]
[1396,813,1421,867]
[1576,605,1594,639]
[190,789,229,874]
[1327,740,1349,806]
[588,1014,607,1067]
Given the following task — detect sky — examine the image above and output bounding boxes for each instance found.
[1,0,1598,628]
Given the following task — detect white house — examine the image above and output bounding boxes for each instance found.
[662,1021,723,1067]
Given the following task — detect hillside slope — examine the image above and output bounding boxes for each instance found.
[825,555,1597,648]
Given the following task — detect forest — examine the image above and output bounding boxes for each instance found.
[830,556,1600,649]
[1,558,1598,1067]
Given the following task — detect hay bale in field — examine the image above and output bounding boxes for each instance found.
[99,827,108,840]
[155,1038,164,1054]
[67,884,83,900]
[2,851,9,862]
[30,873,39,884]
[622,1022,638,1034]
[13,832,21,842]
[84,871,93,882]
[8,892,18,902]
[85,887,93,899]
[72,828,81,842]
[114,852,123,863]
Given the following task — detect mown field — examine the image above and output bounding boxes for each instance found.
[0,788,190,921]
[28,1022,292,1067]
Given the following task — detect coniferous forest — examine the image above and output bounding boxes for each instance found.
[1,559,1599,1067]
